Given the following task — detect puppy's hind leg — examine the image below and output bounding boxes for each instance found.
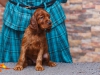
[43,53,56,67]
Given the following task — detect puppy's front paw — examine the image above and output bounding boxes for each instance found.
[35,65,44,71]
[14,65,23,71]
[48,61,56,67]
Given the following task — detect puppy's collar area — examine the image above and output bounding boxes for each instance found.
[44,28,51,32]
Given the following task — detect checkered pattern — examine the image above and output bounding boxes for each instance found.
[58,0,67,3]
[46,22,72,62]
[0,0,72,63]
[3,0,67,31]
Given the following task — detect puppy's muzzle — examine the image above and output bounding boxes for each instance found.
[47,21,52,25]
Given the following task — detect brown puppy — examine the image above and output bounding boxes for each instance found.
[14,8,56,71]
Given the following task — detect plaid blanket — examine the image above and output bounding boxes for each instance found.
[0,0,72,63]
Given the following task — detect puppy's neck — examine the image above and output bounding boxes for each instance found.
[29,26,46,36]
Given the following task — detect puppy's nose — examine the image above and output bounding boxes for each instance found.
[48,21,52,25]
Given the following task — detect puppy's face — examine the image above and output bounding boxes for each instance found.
[36,9,52,31]
[30,8,52,32]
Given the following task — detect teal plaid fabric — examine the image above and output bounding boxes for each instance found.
[0,0,72,63]
[3,0,67,31]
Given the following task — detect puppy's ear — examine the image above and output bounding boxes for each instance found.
[30,15,39,32]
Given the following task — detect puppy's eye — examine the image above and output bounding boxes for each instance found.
[39,16,44,19]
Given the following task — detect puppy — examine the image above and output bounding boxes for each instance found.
[14,8,56,71]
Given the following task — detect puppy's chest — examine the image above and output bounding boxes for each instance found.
[29,37,40,49]
[28,36,46,50]
[27,36,47,57]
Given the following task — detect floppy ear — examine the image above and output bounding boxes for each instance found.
[30,15,39,33]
